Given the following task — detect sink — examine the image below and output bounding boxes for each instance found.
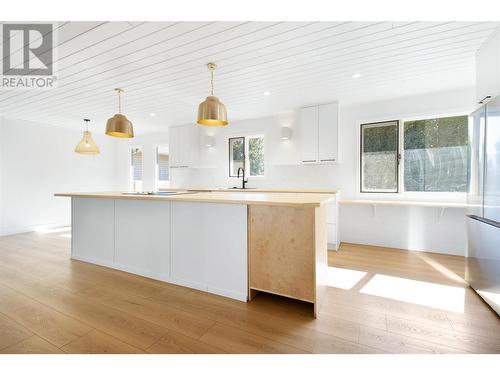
[228,187,257,190]
[121,191,154,195]
[153,191,197,196]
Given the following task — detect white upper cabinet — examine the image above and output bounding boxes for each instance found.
[476,28,500,103]
[169,124,200,168]
[318,102,339,162]
[300,106,319,163]
[300,102,339,164]
[169,125,180,167]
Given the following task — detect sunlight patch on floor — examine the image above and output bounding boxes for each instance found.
[360,274,465,313]
[416,252,465,284]
[325,266,367,290]
[59,233,71,238]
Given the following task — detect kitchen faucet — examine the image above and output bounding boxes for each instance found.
[237,167,248,189]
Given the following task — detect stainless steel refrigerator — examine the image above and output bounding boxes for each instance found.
[467,95,500,315]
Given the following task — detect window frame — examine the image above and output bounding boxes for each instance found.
[359,120,400,194]
[228,134,266,179]
[228,136,246,178]
[358,113,470,199]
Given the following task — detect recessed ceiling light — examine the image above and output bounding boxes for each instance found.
[263,91,271,96]
[352,73,361,79]
[150,112,156,117]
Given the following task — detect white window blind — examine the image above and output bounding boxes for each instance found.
[158,153,169,181]
[131,147,143,191]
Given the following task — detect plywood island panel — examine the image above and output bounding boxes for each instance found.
[248,204,328,316]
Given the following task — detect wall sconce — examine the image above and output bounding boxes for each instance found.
[280,127,292,140]
[204,135,215,147]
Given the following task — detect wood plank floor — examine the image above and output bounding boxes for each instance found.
[0,230,498,354]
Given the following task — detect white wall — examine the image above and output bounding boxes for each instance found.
[0,117,117,235]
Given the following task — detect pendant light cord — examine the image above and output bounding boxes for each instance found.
[118,90,122,113]
[84,119,90,132]
[210,69,214,96]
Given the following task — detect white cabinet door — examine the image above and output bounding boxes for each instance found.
[169,125,199,168]
[326,202,337,224]
[318,102,339,162]
[178,125,190,167]
[327,224,337,249]
[170,201,248,301]
[325,197,338,250]
[476,32,500,103]
[114,200,171,281]
[169,126,180,167]
[300,106,319,163]
[170,202,206,291]
[72,198,115,266]
[203,203,247,301]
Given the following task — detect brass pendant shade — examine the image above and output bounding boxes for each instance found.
[197,63,228,126]
[106,113,134,138]
[197,96,228,126]
[106,88,134,138]
[75,119,100,155]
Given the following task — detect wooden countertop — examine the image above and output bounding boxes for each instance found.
[160,187,338,194]
[55,191,336,208]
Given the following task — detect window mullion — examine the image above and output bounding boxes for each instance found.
[399,120,403,194]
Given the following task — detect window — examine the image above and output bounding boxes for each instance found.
[360,115,469,194]
[361,121,399,193]
[156,145,169,189]
[228,135,265,177]
[130,146,143,192]
[403,116,469,192]
[229,137,245,176]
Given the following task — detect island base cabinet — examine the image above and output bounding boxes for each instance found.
[170,202,248,302]
[71,198,248,303]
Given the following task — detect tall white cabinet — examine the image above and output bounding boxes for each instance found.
[300,106,319,163]
[300,102,339,164]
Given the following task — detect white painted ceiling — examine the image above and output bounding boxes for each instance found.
[0,21,498,133]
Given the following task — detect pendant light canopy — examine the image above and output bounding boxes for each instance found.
[197,63,228,126]
[106,88,134,138]
[75,119,100,155]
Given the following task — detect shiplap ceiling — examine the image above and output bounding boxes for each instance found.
[0,21,498,133]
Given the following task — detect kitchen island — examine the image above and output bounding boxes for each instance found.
[55,191,336,316]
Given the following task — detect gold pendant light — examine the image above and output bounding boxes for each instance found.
[197,63,228,126]
[105,88,134,138]
[75,118,100,155]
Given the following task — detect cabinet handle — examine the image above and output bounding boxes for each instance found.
[302,160,317,163]
[320,158,336,162]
